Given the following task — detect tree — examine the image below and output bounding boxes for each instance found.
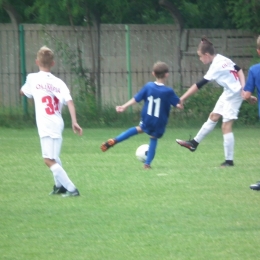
[228,0,260,32]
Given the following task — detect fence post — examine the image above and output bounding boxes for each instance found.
[125,25,132,113]
[19,24,28,115]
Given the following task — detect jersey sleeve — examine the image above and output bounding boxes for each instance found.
[170,89,180,107]
[21,74,33,98]
[204,64,219,81]
[243,68,255,93]
[55,80,72,105]
[134,85,147,102]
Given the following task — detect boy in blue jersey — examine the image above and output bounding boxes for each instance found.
[242,36,260,190]
[100,61,183,168]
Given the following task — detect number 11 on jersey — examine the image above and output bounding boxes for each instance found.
[147,96,161,117]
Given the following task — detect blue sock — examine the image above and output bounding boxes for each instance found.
[115,127,138,143]
[145,138,158,165]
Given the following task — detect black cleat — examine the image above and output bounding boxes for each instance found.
[49,185,67,195]
[250,181,260,191]
[176,139,198,152]
[62,189,80,197]
[220,160,234,167]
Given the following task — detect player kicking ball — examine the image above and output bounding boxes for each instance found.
[100,61,183,169]
[176,36,245,167]
[20,46,83,197]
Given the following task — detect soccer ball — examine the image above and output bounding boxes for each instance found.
[135,144,149,162]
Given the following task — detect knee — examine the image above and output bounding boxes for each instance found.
[209,112,220,122]
[136,126,143,133]
[221,122,233,134]
[44,158,56,168]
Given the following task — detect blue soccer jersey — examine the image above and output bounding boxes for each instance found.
[134,82,180,138]
[244,63,260,117]
[244,64,260,100]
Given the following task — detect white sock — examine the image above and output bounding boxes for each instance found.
[53,158,62,187]
[50,163,76,192]
[223,132,234,160]
[54,178,62,188]
[56,157,62,167]
[194,118,218,143]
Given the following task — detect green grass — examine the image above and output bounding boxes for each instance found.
[0,126,260,260]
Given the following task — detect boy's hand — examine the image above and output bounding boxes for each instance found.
[176,103,184,109]
[116,106,126,113]
[72,123,83,135]
[248,96,258,104]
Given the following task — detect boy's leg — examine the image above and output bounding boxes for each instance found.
[221,120,235,167]
[101,126,142,151]
[144,137,158,168]
[220,95,242,166]
[41,137,79,195]
[176,116,218,151]
[49,162,78,192]
[193,116,219,143]
[176,95,224,151]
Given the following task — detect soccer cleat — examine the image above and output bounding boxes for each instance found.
[100,138,116,152]
[220,160,234,167]
[144,164,151,169]
[62,189,80,197]
[176,139,197,152]
[250,181,260,191]
[49,185,67,195]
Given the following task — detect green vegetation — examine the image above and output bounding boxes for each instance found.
[1,0,260,31]
[1,127,260,260]
[2,85,258,129]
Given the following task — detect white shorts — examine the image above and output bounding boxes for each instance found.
[40,137,62,159]
[212,92,243,123]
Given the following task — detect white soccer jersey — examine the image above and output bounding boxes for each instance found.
[21,71,72,138]
[204,54,242,98]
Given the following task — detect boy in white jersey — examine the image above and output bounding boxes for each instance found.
[20,46,83,197]
[176,36,245,167]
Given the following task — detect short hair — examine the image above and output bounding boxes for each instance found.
[37,46,54,68]
[198,36,215,55]
[153,61,169,79]
[257,36,260,50]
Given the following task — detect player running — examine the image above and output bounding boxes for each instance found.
[100,61,183,168]
[176,36,245,167]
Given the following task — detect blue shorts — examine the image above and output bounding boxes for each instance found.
[139,121,163,138]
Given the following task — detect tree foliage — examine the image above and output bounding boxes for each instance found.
[0,0,259,31]
[228,0,260,32]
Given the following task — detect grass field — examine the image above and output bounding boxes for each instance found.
[0,126,260,260]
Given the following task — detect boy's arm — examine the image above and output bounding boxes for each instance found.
[116,97,136,113]
[67,100,83,135]
[242,90,258,104]
[237,69,245,89]
[180,84,199,103]
[241,68,258,104]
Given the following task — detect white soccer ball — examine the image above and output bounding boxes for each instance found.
[135,144,149,162]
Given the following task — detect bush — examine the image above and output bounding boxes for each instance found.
[170,84,259,127]
[2,84,259,129]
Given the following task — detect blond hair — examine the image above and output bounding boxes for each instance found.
[153,61,169,79]
[37,46,54,68]
[257,36,260,50]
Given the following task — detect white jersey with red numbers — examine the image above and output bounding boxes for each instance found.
[21,71,72,138]
[204,54,242,99]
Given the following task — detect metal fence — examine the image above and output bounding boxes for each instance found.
[0,23,257,115]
